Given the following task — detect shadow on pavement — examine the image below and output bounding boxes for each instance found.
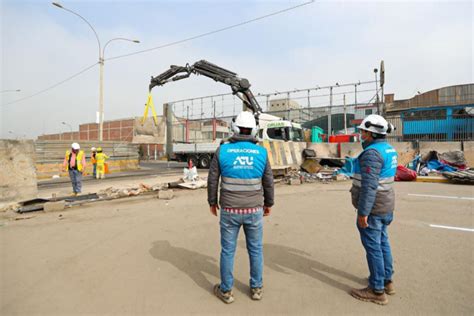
[149,240,248,295]
[241,242,366,293]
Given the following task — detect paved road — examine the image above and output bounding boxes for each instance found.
[1,181,473,315]
[38,161,188,189]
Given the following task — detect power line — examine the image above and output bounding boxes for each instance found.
[106,0,315,62]
[0,1,314,108]
[1,62,98,107]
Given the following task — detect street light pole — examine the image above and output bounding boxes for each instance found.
[1,89,21,93]
[62,121,72,133]
[52,2,139,141]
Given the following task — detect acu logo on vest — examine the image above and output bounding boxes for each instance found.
[233,156,254,167]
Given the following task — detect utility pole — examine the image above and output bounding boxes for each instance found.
[343,94,347,135]
[374,68,379,114]
[213,101,217,141]
[328,86,333,139]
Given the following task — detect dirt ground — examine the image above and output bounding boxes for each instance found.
[1,180,473,315]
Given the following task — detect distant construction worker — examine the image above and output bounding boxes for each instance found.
[90,147,97,179]
[208,111,274,304]
[62,142,86,196]
[350,114,397,305]
[95,147,109,179]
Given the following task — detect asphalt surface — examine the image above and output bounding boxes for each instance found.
[38,161,188,188]
[1,180,473,315]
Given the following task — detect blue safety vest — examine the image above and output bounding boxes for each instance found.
[219,141,267,191]
[353,141,398,191]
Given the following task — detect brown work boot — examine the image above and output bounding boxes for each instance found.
[385,281,395,295]
[250,287,263,300]
[214,284,234,304]
[351,287,388,305]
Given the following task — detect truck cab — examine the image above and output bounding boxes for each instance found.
[257,114,304,142]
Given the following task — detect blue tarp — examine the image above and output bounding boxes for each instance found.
[426,160,457,172]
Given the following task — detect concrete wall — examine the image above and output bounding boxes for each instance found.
[0,140,38,204]
[463,141,474,167]
[306,143,339,158]
[418,142,462,156]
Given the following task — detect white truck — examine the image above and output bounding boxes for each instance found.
[148,60,304,168]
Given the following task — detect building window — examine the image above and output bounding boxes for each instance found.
[365,109,373,115]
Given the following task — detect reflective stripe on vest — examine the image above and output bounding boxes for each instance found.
[65,150,85,172]
[352,142,397,191]
[221,176,262,191]
[219,141,267,192]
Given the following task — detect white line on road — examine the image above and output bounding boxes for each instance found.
[429,224,474,232]
[408,194,474,201]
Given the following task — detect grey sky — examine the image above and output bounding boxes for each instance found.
[1,0,472,139]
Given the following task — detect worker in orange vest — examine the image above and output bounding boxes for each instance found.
[91,147,97,178]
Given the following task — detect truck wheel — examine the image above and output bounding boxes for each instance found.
[188,156,199,168]
[198,154,211,169]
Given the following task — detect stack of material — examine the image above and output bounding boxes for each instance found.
[442,170,474,184]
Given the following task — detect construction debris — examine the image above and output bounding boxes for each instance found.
[43,200,66,212]
[442,170,474,184]
[301,159,322,174]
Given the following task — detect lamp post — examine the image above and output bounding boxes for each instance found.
[62,121,72,132]
[52,2,139,141]
[374,68,379,114]
[1,89,21,93]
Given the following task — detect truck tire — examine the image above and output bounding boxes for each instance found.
[188,155,199,168]
[198,154,211,169]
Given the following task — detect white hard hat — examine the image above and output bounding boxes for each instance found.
[234,111,256,129]
[232,111,257,136]
[71,142,80,150]
[358,114,394,135]
[91,147,96,151]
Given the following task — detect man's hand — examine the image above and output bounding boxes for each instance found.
[210,205,218,216]
[263,206,271,217]
[357,215,369,228]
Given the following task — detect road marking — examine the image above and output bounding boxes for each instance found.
[429,224,474,232]
[408,194,474,201]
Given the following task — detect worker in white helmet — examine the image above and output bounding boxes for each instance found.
[208,111,274,304]
[62,142,86,196]
[350,114,398,305]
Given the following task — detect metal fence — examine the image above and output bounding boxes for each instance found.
[386,109,474,142]
[168,80,381,143]
[167,83,474,143]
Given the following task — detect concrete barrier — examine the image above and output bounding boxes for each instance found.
[306,143,339,158]
[339,143,362,158]
[340,142,416,166]
[0,140,38,205]
[260,141,306,169]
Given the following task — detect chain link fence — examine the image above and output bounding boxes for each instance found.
[167,83,474,143]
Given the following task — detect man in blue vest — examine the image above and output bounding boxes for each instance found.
[350,114,397,305]
[208,111,274,304]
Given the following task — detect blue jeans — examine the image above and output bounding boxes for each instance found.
[357,213,394,292]
[68,169,83,193]
[220,209,263,292]
[92,164,97,178]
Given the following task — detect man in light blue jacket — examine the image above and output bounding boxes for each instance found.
[350,114,397,305]
[208,111,274,304]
